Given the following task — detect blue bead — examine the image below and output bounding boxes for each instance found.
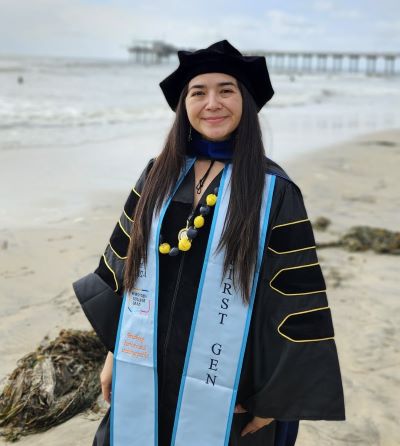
[200,205,210,216]
[168,247,179,256]
[187,227,198,239]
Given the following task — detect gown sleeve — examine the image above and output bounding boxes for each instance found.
[241,178,345,421]
[72,158,155,352]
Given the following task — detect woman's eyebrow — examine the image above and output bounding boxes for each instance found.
[188,81,237,91]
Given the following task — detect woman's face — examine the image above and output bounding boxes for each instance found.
[185,72,243,141]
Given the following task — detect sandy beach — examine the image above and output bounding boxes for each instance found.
[1,128,399,445]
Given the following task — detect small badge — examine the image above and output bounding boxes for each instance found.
[127,288,151,315]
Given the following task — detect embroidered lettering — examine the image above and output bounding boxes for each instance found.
[127,332,144,343]
[211,343,222,355]
[121,332,149,361]
[209,358,219,371]
[206,374,217,386]
[227,264,234,280]
[222,282,232,295]
[122,348,149,359]
[221,297,230,310]
[218,312,228,325]
[139,259,147,278]
[218,267,232,324]
[205,343,222,386]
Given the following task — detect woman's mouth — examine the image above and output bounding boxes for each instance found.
[202,116,227,124]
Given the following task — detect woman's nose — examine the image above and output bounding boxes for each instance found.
[205,92,222,110]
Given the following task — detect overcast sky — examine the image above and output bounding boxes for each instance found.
[1,0,399,59]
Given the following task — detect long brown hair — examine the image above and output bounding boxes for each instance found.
[124,81,266,303]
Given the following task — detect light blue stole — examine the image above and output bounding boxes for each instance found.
[111,157,276,445]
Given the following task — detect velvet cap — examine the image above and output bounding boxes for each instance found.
[159,39,274,112]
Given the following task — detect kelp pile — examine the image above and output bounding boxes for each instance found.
[316,225,400,255]
[0,329,107,441]
[313,216,332,231]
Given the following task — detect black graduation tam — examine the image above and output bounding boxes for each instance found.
[159,40,274,112]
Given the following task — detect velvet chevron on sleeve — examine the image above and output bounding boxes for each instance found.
[95,158,155,295]
[239,178,345,421]
[72,158,155,352]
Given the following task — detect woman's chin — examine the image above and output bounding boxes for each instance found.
[199,130,231,142]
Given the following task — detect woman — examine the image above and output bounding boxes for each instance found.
[73,40,345,446]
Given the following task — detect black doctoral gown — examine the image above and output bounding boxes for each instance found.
[73,157,345,446]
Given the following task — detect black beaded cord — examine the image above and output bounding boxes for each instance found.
[159,184,219,256]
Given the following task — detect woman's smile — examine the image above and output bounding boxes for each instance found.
[202,116,228,124]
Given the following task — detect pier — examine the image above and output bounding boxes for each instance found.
[127,40,179,64]
[127,41,400,76]
[257,50,399,76]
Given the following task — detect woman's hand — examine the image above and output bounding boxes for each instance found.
[234,404,274,437]
[100,351,114,404]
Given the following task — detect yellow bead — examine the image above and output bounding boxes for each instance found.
[159,243,171,254]
[178,238,192,251]
[206,194,217,206]
[194,215,205,228]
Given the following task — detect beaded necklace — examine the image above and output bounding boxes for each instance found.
[159,160,219,256]
[159,133,234,256]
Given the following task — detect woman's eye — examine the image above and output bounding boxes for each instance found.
[221,89,233,94]
[191,91,204,96]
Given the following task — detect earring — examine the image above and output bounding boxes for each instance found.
[188,125,192,142]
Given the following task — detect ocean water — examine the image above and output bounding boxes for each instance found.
[1,55,400,227]
[1,55,400,157]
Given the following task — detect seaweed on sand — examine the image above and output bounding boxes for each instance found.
[0,329,107,441]
[317,225,400,255]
